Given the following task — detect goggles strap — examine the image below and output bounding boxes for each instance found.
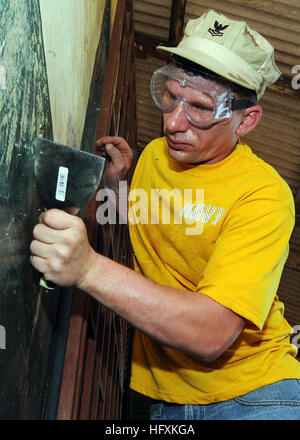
[231,98,256,110]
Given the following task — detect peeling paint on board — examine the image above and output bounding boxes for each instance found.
[0,0,54,419]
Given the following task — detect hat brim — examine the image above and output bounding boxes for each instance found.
[157,37,260,95]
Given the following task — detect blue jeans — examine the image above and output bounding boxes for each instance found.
[148,380,300,420]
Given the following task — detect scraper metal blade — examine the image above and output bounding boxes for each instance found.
[34,137,106,210]
[33,137,106,290]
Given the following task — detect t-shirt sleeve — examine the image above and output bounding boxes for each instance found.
[196,183,295,330]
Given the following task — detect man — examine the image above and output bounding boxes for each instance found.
[30,10,300,419]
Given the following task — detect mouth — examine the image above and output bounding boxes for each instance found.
[166,136,191,151]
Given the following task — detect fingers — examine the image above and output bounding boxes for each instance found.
[95,137,133,186]
[30,239,53,258]
[33,223,61,244]
[30,208,92,288]
[95,136,129,150]
[30,255,49,275]
[31,208,86,260]
[104,143,125,167]
[30,253,62,284]
[95,136,133,161]
[30,229,72,267]
[38,209,83,231]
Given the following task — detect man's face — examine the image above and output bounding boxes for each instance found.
[162,76,243,165]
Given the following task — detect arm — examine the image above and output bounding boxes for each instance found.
[81,252,245,362]
[30,209,245,362]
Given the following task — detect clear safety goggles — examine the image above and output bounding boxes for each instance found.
[150,64,254,127]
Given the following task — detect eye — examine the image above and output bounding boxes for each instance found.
[192,103,208,110]
[190,102,213,112]
[165,89,176,100]
[162,89,177,105]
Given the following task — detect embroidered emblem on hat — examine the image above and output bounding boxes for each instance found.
[208,21,229,37]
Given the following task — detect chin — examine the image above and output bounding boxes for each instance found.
[168,146,197,164]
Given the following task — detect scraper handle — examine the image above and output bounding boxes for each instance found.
[39,275,56,291]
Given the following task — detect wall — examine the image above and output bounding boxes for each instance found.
[39,0,106,148]
[0,0,108,419]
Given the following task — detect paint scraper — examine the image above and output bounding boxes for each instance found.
[34,137,106,290]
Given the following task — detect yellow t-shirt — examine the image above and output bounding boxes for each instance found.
[128,137,300,404]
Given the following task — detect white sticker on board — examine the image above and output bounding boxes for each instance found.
[55,166,69,201]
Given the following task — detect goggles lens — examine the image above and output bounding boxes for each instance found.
[150,65,233,127]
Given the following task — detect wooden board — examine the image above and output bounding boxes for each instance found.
[0,0,54,419]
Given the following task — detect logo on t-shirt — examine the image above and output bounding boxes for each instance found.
[180,202,226,225]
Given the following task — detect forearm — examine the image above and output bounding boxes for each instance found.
[79,253,244,361]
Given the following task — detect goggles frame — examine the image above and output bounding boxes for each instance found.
[150,64,255,127]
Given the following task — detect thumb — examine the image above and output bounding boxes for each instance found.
[39,209,80,230]
[105,143,124,166]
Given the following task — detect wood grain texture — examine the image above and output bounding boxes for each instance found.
[0,0,56,419]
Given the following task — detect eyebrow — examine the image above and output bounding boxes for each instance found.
[166,78,215,107]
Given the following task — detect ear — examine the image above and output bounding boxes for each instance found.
[236,106,262,137]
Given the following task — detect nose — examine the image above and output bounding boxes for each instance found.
[163,100,190,133]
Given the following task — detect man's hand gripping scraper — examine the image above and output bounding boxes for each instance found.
[33,137,106,290]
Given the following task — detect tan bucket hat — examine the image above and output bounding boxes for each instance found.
[157,10,281,100]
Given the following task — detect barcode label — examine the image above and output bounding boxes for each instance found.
[55,166,69,201]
